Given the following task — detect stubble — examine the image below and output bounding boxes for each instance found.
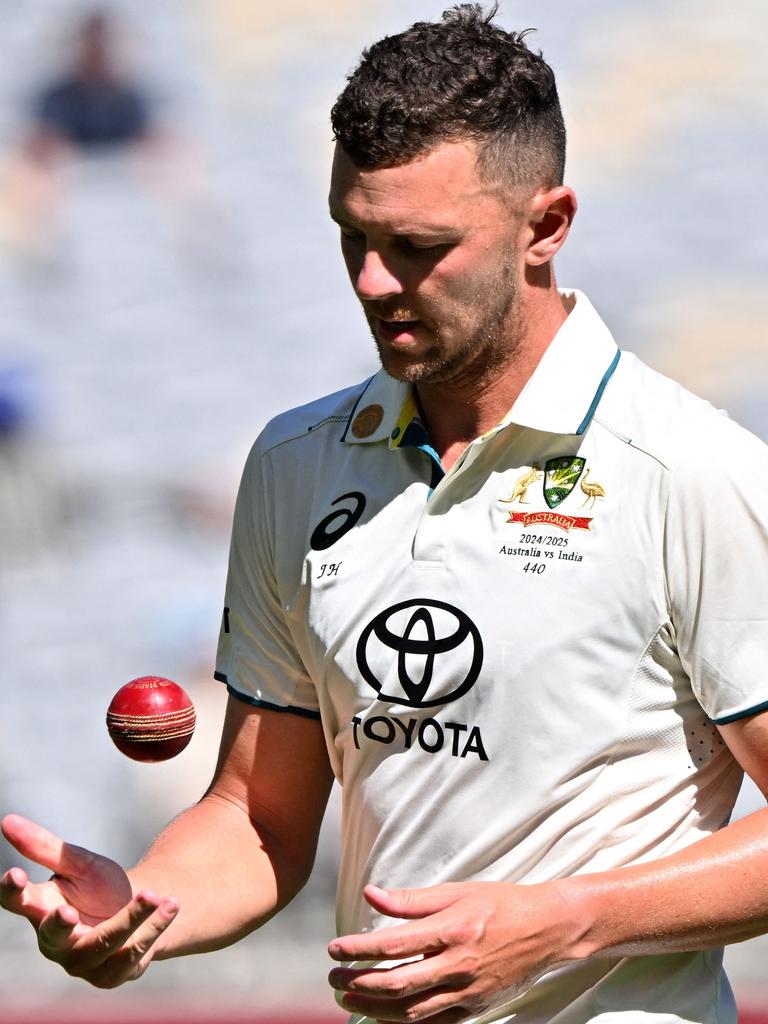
[369,261,524,391]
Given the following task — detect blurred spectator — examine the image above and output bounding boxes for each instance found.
[0,360,56,565]
[0,7,240,279]
[0,8,164,266]
[24,8,154,166]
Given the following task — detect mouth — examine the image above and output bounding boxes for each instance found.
[373,316,425,346]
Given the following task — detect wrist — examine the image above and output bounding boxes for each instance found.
[549,875,605,962]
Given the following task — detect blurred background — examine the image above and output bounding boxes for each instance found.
[0,0,765,1020]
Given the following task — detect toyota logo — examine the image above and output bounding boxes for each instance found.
[356,599,483,708]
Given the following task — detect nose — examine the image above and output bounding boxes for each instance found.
[354,248,404,302]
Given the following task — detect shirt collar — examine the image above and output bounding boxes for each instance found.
[502,289,620,436]
[341,290,620,446]
[340,371,410,445]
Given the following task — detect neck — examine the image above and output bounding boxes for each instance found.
[416,286,569,471]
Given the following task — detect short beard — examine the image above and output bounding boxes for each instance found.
[369,276,522,389]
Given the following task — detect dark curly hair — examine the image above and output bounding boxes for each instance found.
[331,4,565,191]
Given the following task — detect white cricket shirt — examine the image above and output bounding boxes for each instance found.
[216,291,768,1024]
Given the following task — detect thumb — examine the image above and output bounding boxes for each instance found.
[363,882,462,919]
[1,815,96,879]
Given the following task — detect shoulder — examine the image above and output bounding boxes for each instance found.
[594,350,767,476]
[246,377,374,464]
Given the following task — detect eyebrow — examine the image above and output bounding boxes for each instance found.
[327,207,459,237]
[327,209,352,227]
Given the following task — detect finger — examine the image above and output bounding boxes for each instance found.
[119,896,179,967]
[376,1009,467,1024]
[364,883,463,920]
[38,903,81,952]
[0,866,29,912]
[330,918,446,962]
[0,867,57,927]
[329,955,446,999]
[1,815,93,880]
[72,891,166,961]
[340,985,467,1023]
[37,892,178,982]
[83,898,180,989]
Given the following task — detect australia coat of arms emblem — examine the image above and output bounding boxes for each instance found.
[542,456,586,509]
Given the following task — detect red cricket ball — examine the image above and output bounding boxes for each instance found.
[106,676,196,763]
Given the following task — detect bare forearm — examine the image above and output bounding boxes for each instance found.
[560,806,768,960]
[128,793,306,959]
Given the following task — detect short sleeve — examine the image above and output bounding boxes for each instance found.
[215,441,320,719]
[665,415,768,724]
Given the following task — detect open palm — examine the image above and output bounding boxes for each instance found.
[0,814,177,987]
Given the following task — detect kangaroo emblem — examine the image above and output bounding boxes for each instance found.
[500,464,542,505]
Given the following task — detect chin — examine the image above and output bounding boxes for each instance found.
[383,361,452,386]
[376,348,434,383]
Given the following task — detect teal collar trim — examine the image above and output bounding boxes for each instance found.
[398,417,445,490]
[576,349,622,436]
[503,290,621,436]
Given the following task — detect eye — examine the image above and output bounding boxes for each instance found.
[339,228,365,243]
[400,238,452,254]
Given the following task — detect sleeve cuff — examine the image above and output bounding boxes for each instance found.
[713,699,768,725]
[217,675,321,721]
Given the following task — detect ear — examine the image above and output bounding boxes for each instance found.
[524,186,577,267]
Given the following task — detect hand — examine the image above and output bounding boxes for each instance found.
[328,880,581,1024]
[0,814,178,988]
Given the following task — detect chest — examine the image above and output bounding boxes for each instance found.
[271,429,671,764]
